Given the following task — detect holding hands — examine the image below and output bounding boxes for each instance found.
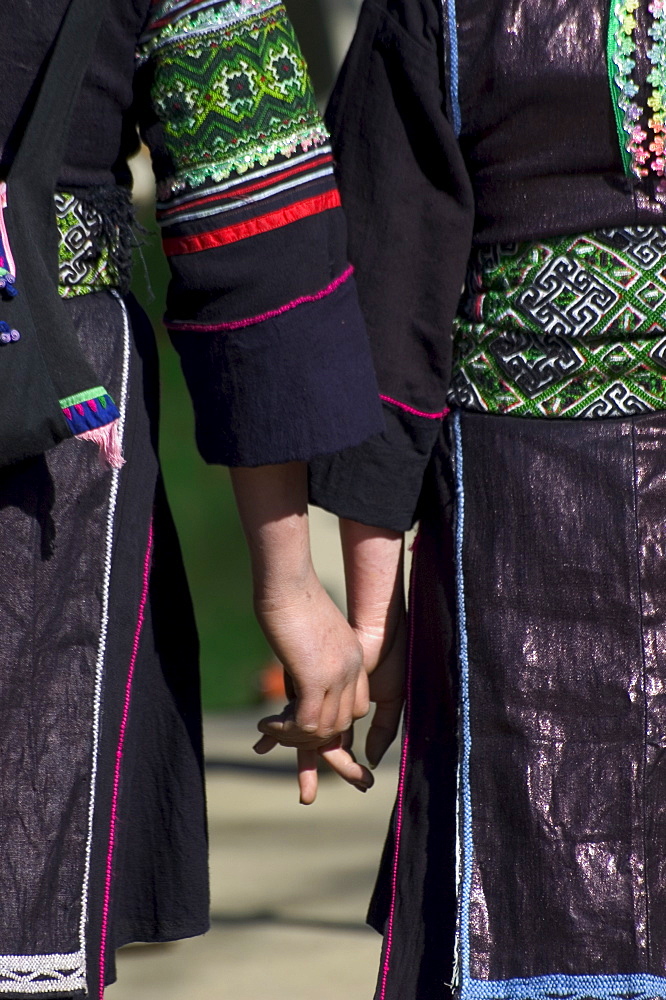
[231,459,405,803]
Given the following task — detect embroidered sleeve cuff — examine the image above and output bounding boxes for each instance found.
[169,273,384,466]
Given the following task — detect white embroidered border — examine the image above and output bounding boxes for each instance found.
[78,291,132,988]
[0,953,86,994]
[164,164,334,225]
[156,142,331,210]
[137,0,284,63]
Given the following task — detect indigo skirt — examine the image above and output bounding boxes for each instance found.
[0,291,208,999]
[371,409,666,1000]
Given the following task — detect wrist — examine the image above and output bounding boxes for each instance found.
[340,519,404,618]
[252,557,320,609]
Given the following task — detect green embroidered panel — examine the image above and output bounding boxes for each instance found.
[55,192,123,299]
[449,229,666,418]
[142,1,328,197]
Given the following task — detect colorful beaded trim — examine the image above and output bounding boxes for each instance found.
[608,0,666,188]
[449,228,666,419]
[0,182,17,300]
[136,0,284,64]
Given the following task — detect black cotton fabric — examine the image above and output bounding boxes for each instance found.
[0,0,382,469]
[172,275,382,466]
[309,0,666,530]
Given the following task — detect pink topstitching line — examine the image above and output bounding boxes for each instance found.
[380,395,450,421]
[166,265,354,333]
[379,536,418,1000]
[98,520,154,1000]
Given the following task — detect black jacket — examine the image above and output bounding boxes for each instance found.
[310,0,666,530]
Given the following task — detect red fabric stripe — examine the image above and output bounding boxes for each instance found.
[163,190,342,256]
[158,155,335,217]
[151,0,202,29]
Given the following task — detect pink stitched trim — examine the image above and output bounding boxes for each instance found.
[98,521,154,1000]
[380,395,449,421]
[378,535,418,1000]
[166,265,354,333]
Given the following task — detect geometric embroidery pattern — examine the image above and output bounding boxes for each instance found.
[137,0,328,199]
[449,228,666,418]
[55,191,132,299]
[0,952,85,994]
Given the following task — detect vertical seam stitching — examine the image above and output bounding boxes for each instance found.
[79,290,131,987]
[97,518,154,999]
[630,417,651,968]
[453,411,472,990]
[442,0,462,135]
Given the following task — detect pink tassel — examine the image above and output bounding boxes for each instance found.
[77,419,125,469]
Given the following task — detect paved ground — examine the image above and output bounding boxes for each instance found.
[110,711,399,1000]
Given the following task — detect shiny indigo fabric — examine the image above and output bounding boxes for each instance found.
[369,411,666,1000]
[461,410,666,984]
[456,0,664,243]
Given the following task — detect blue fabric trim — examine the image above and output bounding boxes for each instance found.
[444,0,462,136]
[460,972,666,1000]
[63,395,120,436]
[453,411,472,980]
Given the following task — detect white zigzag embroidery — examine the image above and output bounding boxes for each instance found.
[0,952,86,994]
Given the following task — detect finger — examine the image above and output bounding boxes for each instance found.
[257,702,296,731]
[314,686,355,743]
[353,672,371,721]
[259,700,353,749]
[253,734,278,755]
[365,698,403,769]
[258,702,318,747]
[298,748,319,805]
[284,670,296,701]
[319,743,374,791]
[293,688,327,737]
[258,717,333,749]
[338,686,359,731]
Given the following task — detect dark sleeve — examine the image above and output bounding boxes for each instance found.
[308,0,475,530]
[135,0,383,467]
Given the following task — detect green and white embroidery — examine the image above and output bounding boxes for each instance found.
[138,1,328,199]
[449,229,666,418]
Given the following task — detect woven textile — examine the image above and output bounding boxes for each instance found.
[137,0,328,199]
[449,228,666,418]
[55,191,133,298]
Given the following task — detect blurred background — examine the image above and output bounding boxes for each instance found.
[113,4,403,1000]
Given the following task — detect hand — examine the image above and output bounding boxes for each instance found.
[253,571,373,803]
[341,519,407,769]
[255,711,372,805]
[353,604,406,769]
